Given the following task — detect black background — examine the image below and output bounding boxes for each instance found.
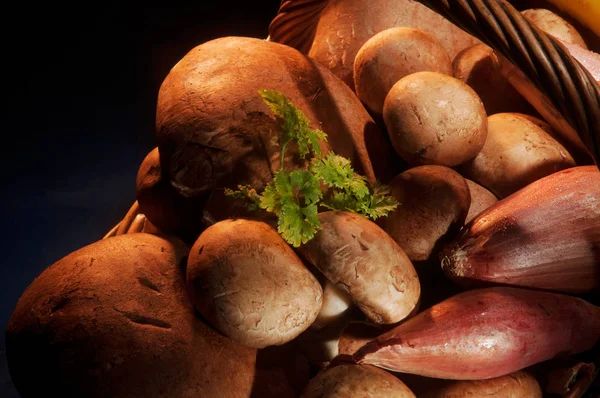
[1,1,280,395]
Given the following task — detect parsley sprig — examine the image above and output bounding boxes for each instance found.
[224,90,399,247]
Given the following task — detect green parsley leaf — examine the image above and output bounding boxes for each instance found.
[259,182,281,214]
[359,184,400,220]
[259,169,322,247]
[313,154,399,219]
[320,190,359,213]
[311,152,369,198]
[289,169,322,205]
[259,89,327,159]
[224,185,261,211]
[279,202,320,247]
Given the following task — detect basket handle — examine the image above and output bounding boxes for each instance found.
[268,0,328,53]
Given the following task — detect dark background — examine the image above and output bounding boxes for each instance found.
[1,1,280,395]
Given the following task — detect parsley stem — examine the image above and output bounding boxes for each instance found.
[280,139,290,171]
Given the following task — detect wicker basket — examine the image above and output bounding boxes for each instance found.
[106,1,599,395]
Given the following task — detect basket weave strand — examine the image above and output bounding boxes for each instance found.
[268,0,328,53]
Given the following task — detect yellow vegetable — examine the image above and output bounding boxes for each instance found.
[545,0,600,36]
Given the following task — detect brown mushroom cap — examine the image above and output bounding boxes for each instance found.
[354,27,452,115]
[464,179,499,225]
[298,211,420,325]
[460,113,576,198]
[186,219,324,349]
[382,165,471,262]
[452,43,537,116]
[301,364,416,397]
[6,233,258,397]
[421,370,542,398]
[383,71,488,167]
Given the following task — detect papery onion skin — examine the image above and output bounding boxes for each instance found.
[441,166,600,294]
[353,287,600,380]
